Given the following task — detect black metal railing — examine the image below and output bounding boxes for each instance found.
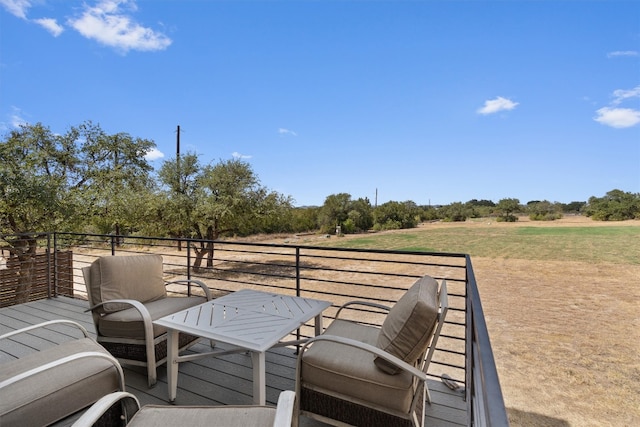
[0,232,508,426]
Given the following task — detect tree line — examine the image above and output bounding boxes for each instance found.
[2,121,639,248]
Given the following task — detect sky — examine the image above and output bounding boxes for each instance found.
[1,0,639,207]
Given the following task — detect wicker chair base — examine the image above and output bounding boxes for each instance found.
[301,388,415,427]
[101,333,199,363]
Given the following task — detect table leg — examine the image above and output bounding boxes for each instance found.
[314,313,324,336]
[251,351,266,405]
[167,329,179,403]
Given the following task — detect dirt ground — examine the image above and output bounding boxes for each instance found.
[475,256,639,426]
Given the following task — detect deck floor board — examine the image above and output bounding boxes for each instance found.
[1,297,468,426]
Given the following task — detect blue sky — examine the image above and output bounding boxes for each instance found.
[1,0,639,207]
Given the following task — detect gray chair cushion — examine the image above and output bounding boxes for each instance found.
[88,254,167,313]
[98,296,207,339]
[375,276,439,374]
[301,319,415,414]
[128,405,277,427]
[0,338,120,427]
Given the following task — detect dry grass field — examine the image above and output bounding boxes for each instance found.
[296,216,640,427]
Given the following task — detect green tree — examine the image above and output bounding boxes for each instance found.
[562,201,586,214]
[0,121,155,302]
[583,189,640,221]
[527,200,563,221]
[495,198,521,222]
[318,193,352,234]
[439,202,468,222]
[75,121,156,237]
[373,201,419,230]
[188,158,291,270]
[291,207,320,233]
[156,153,202,247]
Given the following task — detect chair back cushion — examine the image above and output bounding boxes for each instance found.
[88,255,167,313]
[375,275,439,374]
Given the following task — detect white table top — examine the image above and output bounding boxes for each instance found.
[154,289,332,352]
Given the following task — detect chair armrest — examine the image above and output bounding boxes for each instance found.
[0,351,125,391]
[166,279,212,300]
[335,301,391,319]
[0,319,90,341]
[273,390,296,427]
[71,392,140,427]
[86,299,152,322]
[86,299,155,349]
[299,335,426,381]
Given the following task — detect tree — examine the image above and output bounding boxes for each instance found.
[0,123,78,303]
[0,121,156,303]
[583,189,640,221]
[76,122,156,237]
[290,207,320,233]
[156,153,202,247]
[562,201,586,214]
[495,198,521,222]
[318,193,352,234]
[188,158,291,271]
[527,200,563,221]
[345,197,373,233]
[373,201,419,230]
[439,202,468,222]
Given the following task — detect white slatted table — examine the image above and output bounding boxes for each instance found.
[154,289,331,405]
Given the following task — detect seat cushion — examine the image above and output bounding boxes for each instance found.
[301,319,415,414]
[98,296,207,339]
[0,338,120,427]
[375,276,439,374]
[128,405,276,427]
[89,254,167,313]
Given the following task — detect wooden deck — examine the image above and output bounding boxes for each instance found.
[0,297,468,426]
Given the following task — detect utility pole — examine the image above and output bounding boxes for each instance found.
[176,125,181,187]
[176,125,181,160]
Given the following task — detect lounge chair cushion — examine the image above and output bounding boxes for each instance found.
[89,254,167,313]
[127,405,277,427]
[0,338,120,427]
[374,276,439,374]
[98,296,207,339]
[300,319,415,413]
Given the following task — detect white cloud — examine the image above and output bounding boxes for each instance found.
[593,107,640,129]
[607,50,639,58]
[611,85,640,105]
[0,0,31,19]
[232,152,252,159]
[10,106,27,128]
[594,85,640,128]
[68,0,172,53]
[477,97,519,115]
[144,148,164,161]
[278,128,298,136]
[34,18,64,37]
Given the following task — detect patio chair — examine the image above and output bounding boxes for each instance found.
[295,275,448,427]
[0,320,125,427]
[82,254,212,387]
[72,390,296,427]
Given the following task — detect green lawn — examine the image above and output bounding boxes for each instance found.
[320,225,640,265]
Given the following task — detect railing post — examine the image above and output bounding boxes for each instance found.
[47,233,53,298]
[110,235,116,255]
[295,247,301,297]
[187,240,192,281]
